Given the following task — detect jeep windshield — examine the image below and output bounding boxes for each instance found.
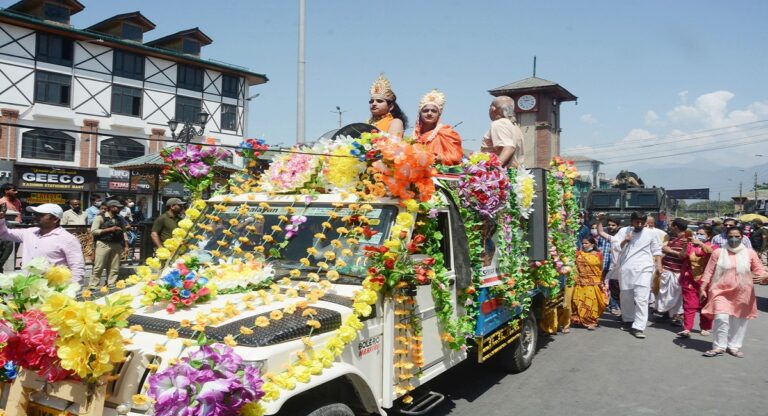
[184,202,397,282]
[589,192,621,209]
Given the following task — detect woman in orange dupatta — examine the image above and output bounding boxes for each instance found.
[571,236,608,329]
[367,74,407,137]
[413,89,463,166]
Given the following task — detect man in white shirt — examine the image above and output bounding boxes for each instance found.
[480,96,525,168]
[645,216,668,246]
[611,211,663,339]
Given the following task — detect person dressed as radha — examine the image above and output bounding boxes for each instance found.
[413,89,464,166]
[367,74,407,137]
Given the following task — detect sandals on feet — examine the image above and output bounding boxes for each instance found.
[702,349,724,357]
[677,330,691,338]
[561,327,571,334]
[727,349,745,358]
[700,330,711,336]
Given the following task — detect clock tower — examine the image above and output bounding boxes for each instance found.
[488,77,577,169]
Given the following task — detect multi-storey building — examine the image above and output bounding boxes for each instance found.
[0,0,267,215]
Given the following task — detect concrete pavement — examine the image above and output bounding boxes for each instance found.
[419,285,768,416]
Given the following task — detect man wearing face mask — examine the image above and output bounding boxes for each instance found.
[85,195,102,225]
[611,211,663,339]
[61,199,87,225]
[711,218,752,249]
[596,215,622,316]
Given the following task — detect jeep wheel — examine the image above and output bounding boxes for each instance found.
[302,403,356,416]
[500,313,538,373]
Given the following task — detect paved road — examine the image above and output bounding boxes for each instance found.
[419,285,768,416]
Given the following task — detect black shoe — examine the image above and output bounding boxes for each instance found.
[620,322,633,331]
[633,330,646,339]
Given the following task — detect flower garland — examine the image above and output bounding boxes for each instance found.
[492,169,534,315]
[140,256,216,313]
[0,258,80,318]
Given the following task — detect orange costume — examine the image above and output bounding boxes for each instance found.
[413,89,464,166]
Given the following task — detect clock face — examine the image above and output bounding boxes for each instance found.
[517,94,537,111]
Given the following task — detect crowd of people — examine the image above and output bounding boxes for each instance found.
[563,211,768,358]
[0,184,187,290]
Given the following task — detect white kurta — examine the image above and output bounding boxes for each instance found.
[612,226,662,290]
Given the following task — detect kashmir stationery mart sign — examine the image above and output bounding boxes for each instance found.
[15,165,97,191]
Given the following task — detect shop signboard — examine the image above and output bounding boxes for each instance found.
[27,192,68,205]
[129,171,155,194]
[15,165,96,191]
[0,160,12,185]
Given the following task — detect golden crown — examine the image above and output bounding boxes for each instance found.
[369,74,395,100]
[419,89,446,112]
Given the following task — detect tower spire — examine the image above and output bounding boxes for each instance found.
[533,56,537,77]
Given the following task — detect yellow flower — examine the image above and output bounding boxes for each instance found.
[239,326,254,335]
[178,218,194,230]
[44,265,72,286]
[99,285,109,294]
[229,218,240,226]
[192,199,207,210]
[306,320,321,329]
[240,402,266,416]
[396,213,414,228]
[223,335,237,347]
[155,248,171,260]
[326,270,340,281]
[254,316,270,327]
[115,280,126,289]
[65,302,106,342]
[323,251,336,261]
[129,324,143,332]
[263,235,275,243]
[147,257,163,270]
[185,208,201,220]
[132,394,150,406]
[403,199,419,213]
[299,258,311,266]
[57,339,90,378]
[270,310,284,320]
[155,344,167,353]
[179,319,191,328]
[330,240,342,249]
[166,328,179,339]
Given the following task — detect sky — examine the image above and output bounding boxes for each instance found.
[66,0,768,199]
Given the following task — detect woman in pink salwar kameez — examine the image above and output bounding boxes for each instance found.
[677,226,716,338]
[700,227,767,358]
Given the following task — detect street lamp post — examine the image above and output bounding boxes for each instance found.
[167,112,210,144]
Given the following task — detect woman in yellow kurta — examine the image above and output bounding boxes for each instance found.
[367,74,407,137]
[571,236,608,329]
[413,89,464,166]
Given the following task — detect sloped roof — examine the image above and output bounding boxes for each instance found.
[146,27,213,48]
[9,0,84,14]
[87,11,156,32]
[110,151,240,172]
[563,155,603,164]
[489,76,577,101]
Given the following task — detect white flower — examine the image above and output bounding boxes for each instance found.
[23,278,52,300]
[0,273,14,290]
[22,257,50,275]
[62,283,80,298]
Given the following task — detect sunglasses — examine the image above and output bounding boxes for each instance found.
[369,99,387,104]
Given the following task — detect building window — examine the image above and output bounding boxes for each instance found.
[222,75,239,99]
[182,38,200,55]
[21,129,75,161]
[121,23,142,41]
[36,33,74,67]
[111,85,142,117]
[43,3,70,23]
[221,104,237,131]
[100,138,145,165]
[175,96,201,123]
[113,50,145,80]
[177,64,203,91]
[35,71,71,106]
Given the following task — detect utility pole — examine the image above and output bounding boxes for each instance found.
[332,106,347,128]
[296,0,306,144]
[739,181,743,214]
[755,172,759,212]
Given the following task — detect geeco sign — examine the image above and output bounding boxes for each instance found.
[15,165,96,191]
